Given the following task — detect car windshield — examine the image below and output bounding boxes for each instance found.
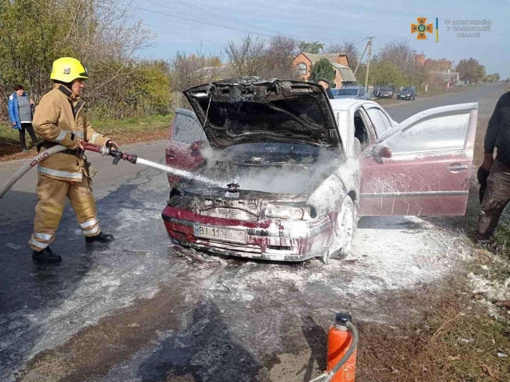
[402,88,413,92]
[381,87,393,91]
[335,88,358,96]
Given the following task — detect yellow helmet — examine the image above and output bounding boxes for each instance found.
[50,57,89,82]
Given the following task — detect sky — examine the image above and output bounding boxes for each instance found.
[132,0,510,79]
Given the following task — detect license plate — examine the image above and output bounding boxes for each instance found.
[193,225,247,244]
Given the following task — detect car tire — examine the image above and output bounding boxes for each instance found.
[324,197,357,263]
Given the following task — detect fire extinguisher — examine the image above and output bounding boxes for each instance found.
[308,312,358,382]
[327,312,358,382]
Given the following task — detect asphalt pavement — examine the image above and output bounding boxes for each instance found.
[0,83,507,382]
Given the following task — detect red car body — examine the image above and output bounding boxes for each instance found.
[162,79,477,262]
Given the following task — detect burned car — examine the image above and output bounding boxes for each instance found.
[162,78,477,262]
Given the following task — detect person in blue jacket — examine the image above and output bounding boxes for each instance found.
[8,85,39,151]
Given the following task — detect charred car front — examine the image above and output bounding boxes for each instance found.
[162,78,478,263]
[162,79,357,262]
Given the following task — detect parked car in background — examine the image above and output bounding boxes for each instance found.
[374,85,395,99]
[162,78,477,263]
[332,85,369,100]
[397,87,416,101]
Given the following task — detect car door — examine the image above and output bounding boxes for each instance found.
[166,109,206,187]
[358,102,478,216]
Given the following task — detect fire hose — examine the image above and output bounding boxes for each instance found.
[0,143,136,200]
[0,141,221,200]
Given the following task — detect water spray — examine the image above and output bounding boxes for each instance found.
[81,143,222,187]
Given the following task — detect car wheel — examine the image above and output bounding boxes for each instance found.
[324,197,357,263]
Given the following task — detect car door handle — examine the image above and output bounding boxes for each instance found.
[447,163,468,172]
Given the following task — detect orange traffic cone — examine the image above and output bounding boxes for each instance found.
[327,313,357,382]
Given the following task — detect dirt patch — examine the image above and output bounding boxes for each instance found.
[0,129,168,163]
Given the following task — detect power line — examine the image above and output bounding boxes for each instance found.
[145,25,227,47]
[138,6,277,38]
[142,0,362,43]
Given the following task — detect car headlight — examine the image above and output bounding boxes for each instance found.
[264,203,308,220]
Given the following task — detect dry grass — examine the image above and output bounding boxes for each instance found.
[356,277,510,382]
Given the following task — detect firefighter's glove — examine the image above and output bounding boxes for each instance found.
[477,166,490,187]
[106,140,119,151]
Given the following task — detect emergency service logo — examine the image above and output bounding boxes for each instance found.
[411,17,434,40]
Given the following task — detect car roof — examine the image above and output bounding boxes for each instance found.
[329,98,380,111]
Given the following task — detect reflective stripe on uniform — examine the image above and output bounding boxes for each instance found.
[89,132,100,144]
[55,130,67,142]
[82,225,100,236]
[29,236,49,250]
[38,165,82,180]
[80,219,98,229]
[34,232,53,241]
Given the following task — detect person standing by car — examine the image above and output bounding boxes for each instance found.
[8,85,39,151]
[318,78,334,99]
[476,90,510,241]
[29,57,118,263]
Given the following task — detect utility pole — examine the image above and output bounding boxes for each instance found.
[364,36,374,92]
[354,40,369,76]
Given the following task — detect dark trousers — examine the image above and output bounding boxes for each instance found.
[19,123,38,149]
[477,160,510,238]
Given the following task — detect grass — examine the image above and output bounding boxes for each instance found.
[357,275,510,382]
[90,114,172,135]
[0,114,171,140]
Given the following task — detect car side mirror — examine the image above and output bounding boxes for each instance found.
[372,143,392,163]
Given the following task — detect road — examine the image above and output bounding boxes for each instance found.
[0,83,507,382]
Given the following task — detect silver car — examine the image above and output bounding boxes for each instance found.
[332,86,369,100]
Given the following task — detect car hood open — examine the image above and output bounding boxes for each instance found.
[183,78,341,149]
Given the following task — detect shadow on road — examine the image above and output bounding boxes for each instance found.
[138,298,265,382]
[0,181,152,380]
[299,315,327,382]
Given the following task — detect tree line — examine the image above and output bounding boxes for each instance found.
[0,0,169,122]
[0,1,499,123]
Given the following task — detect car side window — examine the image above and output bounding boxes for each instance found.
[384,112,470,154]
[353,108,375,150]
[366,107,392,136]
[173,112,204,144]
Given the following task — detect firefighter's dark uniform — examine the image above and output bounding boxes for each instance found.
[477,91,510,238]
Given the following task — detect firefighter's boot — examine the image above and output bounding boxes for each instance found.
[32,247,62,263]
[85,232,114,244]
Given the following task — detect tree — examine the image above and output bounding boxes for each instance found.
[225,35,266,77]
[261,35,300,79]
[369,62,405,87]
[375,39,416,84]
[325,41,360,69]
[309,58,335,83]
[170,52,223,92]
[0,0,153,120]
[298,41,324,54]
[456,58,486,83]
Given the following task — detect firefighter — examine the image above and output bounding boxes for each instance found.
[30,57,117,263]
